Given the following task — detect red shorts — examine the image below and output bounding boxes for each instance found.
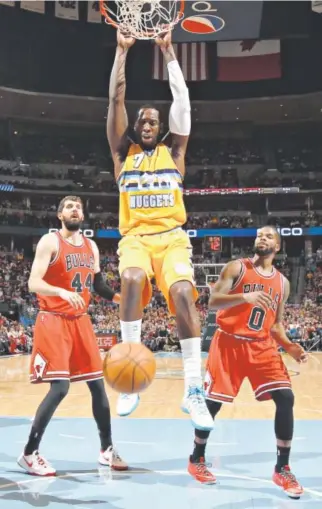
[205,330,291,403]
[30,312,103,384]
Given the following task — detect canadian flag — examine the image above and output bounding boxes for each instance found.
[153,43,208,82]
[217,40,281,82]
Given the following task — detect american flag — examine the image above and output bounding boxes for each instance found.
[153,43,208,82]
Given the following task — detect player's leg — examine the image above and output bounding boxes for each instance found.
[18,314,71,476]
[87,380,128,470]
[71,315,128,469]
[248,341,303,498]
[117,236,154,416]
[187,331,245,483]
[156,229,212,429]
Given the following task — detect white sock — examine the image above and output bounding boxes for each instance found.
[120,320,142,344]
[180,337,202,391]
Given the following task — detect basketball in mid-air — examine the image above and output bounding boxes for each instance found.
[103,343,157,394]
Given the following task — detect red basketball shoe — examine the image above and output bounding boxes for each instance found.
[188,456,217,484]
[272,466,303,499]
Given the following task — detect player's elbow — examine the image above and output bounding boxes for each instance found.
[28,277,38,293]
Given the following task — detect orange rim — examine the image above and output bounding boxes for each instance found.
[99,0,185,37]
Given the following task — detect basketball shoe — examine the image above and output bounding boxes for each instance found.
[272,466,303,499]
[17,451,56,476]
[98,446,128,470]
[116,393,140,417]
[181,386,214,431]
[188,456,217,484]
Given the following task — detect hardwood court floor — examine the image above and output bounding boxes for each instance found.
[0,353,321,420]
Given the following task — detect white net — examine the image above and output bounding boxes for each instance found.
[193,263,225,289]
[100,0,184,40]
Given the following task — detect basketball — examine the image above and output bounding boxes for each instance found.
[103,343,157,394]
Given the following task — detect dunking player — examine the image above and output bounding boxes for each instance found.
[18,196,128,476]
[188,226,307,498]
[106,29,213,430]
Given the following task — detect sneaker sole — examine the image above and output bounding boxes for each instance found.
[188,467,217,485]
[17,460,56,477]
[181,405,214,432]
[273,479,303,499]
[98,461,129,471]
[117,396,140,417]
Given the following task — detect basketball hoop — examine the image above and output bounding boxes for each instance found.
[99,0,185,40]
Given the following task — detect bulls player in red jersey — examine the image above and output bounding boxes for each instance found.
[18,195,128,476]
[188,226,308,498]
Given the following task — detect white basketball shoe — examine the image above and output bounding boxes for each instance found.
[116,393,140,416]
[181,386,214,431]
[17,451,56,476]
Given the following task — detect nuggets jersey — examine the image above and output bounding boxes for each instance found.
[216,258,285,340]
[37,232,95,316]
[118,143,186,235]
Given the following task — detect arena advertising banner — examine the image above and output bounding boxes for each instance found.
[95,227,322,239]
[15,226,322,238]
[96,333,117,352]
[172,1,264,42]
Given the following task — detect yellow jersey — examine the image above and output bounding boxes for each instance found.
[118,143,187,236]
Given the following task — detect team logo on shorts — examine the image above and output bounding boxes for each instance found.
[33,353,47,380]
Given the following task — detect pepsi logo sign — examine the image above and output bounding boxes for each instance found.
[181,1,225,35]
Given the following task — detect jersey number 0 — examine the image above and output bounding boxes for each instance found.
[248,306,266,331]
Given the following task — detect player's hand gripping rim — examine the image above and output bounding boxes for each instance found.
[58,289,86,310]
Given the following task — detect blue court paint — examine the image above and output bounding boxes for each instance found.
[0,417,321,509]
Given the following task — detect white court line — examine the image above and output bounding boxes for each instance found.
[59,434,85,440]
[208,442,238,446]
[1,470,321,498]
[117,441,156,445]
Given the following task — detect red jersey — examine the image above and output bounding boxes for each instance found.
[37,232,95,316]
[216,258,285,341]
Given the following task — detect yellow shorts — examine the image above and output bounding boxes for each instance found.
[118,228,198,315]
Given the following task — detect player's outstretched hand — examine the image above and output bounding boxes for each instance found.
[58,289,85,310]
[155,29,172,50]
[285,343,308,364]
[243,291,272,308]
[117,29,135,50]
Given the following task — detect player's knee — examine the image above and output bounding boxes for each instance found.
[271,389,294,410]
[50,380,70,402]
[121,268,146,289]
[170,281,194,307]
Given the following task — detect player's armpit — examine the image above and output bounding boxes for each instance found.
[28,234,62,296]
[209,260,245,310]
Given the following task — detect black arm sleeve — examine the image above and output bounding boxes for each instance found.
[93,272,115,301]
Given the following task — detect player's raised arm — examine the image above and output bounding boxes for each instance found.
[209,260,272,310]
[155,31,190,176]
[271,278,308,363]
[29,234,85,309]
[90,240,120,305]
[107,30,135,178]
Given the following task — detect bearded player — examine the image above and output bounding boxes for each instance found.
[188,226,307,499]
[106,29,212,430]
[18,196,128,476]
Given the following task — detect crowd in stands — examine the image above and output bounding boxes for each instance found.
[1,245,322,357]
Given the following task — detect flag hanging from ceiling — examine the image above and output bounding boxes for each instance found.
[153,43,208,81]
[217,40,281,82]
[312,1,322,13]
[21,1,45,13]
[55,1,79,20]
[87,1,101,23]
